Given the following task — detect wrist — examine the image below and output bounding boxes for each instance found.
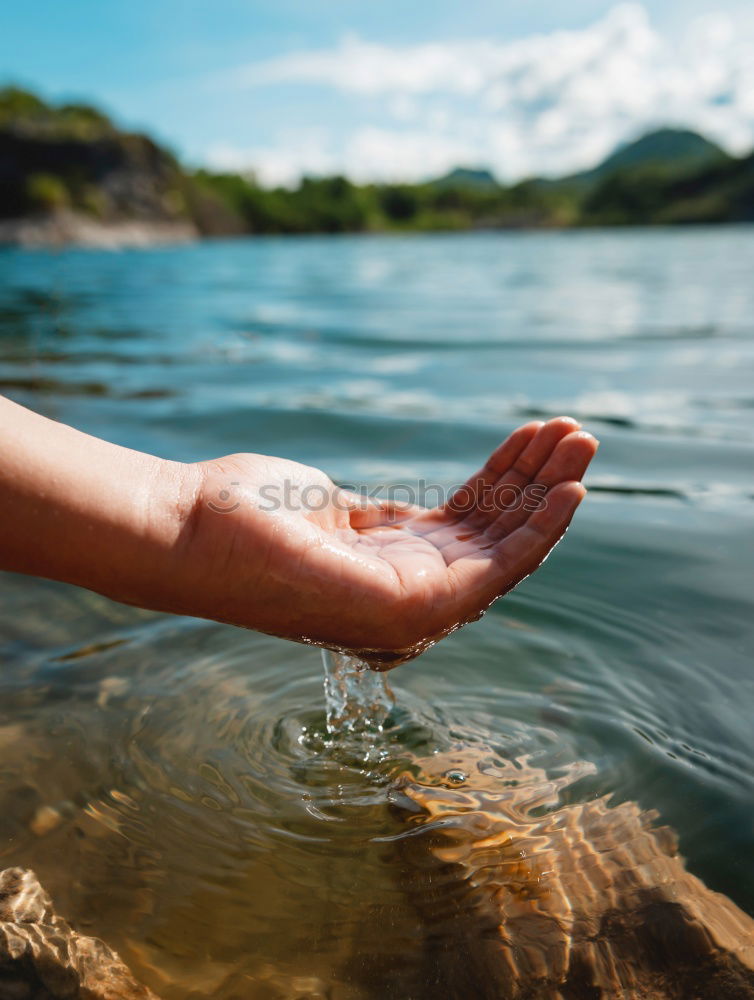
[115,456,207,616]
[156,455,273,629]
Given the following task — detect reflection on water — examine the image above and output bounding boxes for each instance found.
[1,230,754,996]
[390,747,754,999]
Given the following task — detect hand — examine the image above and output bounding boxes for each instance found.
[180,417,598,667]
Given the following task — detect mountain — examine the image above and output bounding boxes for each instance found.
[430,167,500,190]
[544,128,731,192]
[428,129,729,198]
[578,128,729,183]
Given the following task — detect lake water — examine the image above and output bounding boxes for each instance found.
[0,229,753,997]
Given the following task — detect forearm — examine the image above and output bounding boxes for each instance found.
[0,395,198,611]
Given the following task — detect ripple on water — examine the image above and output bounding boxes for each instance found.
[0,568,751,996]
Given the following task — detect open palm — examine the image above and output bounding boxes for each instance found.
[190,417,597,667]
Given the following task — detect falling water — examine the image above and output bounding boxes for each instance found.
[322,649,395,734]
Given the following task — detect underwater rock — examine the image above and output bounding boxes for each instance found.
[390,746,754,1000]
[0,867,158,1000]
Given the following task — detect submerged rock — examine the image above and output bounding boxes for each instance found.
[0,867,158,1000]
[390,746,754,1000]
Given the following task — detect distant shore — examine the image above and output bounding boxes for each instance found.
[4,213,754,250]
[0,211,197,250]
[3,84,753,243]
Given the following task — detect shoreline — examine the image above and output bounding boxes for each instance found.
[0,211,198,250]
[0,212,751,251]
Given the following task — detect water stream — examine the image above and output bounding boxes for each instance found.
[322,649,395,734]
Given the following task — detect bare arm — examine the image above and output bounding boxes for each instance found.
[0,395,597,666]
[0,394,196,613]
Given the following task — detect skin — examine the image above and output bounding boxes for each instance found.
[0,395,597,668]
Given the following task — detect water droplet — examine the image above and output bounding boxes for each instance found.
[444,769,467,784]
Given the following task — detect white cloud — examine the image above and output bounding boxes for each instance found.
[223,33,500,98]
[207,130,340,187]
[388,95,419,122]
[208,4,754,184]
[207,128,474,186]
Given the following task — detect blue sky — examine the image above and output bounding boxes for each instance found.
[3,0,753,184]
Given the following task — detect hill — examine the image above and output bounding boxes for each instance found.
[429,167,500,190]
[527,128,730,197]
[572,128,729,186]
[592,127,727,174]
[581,148,754,225]
[0,87,204,245]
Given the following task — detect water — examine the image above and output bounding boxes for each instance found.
[0,230,753,996]
[322,651,394,734]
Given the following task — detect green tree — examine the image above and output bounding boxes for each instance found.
[25,173,70,212]
[379,185,419,222]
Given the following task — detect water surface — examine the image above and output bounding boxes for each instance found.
[0,230,753,997]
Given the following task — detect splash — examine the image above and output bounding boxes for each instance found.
[322,649,395,734]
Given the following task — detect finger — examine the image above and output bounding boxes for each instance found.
[443,421,543,518]
[485,431,598,541]
[447,481,586,606]
[464,416,581,528]
[534,429,599,486]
